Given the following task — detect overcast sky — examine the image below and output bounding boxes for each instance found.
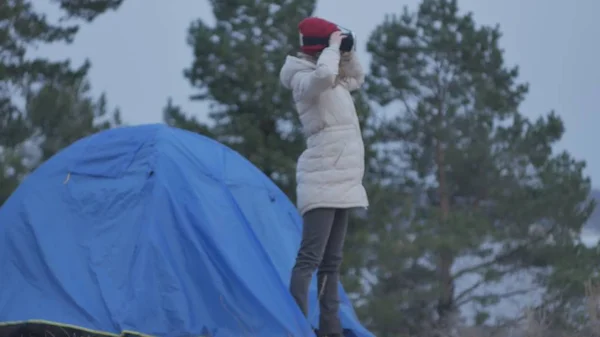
[35,0,600,183]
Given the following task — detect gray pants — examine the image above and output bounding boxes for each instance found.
[290,208,349,336]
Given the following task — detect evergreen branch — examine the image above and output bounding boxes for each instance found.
[456,286,537,308]
[452,224,557,281]
[454,263,523,305]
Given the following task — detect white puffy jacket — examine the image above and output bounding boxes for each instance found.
[279,45,369,215]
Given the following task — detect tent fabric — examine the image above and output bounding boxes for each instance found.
[0,124,374,337]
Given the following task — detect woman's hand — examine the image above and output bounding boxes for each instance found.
[329,31,345,46]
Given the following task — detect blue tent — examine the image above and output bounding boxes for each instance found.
[0,124,373,337]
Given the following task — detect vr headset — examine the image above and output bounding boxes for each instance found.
[300,24,356,52]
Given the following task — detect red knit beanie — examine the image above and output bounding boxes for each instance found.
[298,17,339,55]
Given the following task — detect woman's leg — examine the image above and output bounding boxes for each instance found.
[290,208,337,317]
[317,208,349,336]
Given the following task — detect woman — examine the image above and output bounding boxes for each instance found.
[279,16,369,337]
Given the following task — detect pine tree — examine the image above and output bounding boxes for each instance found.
[1,0,124,125]
[0,77,122,205]
[0,0,124,205]
[173,0,316,199]
[364,0,596,335]
[25,78,122,163]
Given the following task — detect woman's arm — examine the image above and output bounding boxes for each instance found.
[291,44,341,101]
[338,52,365,92]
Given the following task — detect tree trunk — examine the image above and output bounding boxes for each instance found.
[435,99,454,327]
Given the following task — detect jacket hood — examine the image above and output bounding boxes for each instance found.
[279,55,316,90]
